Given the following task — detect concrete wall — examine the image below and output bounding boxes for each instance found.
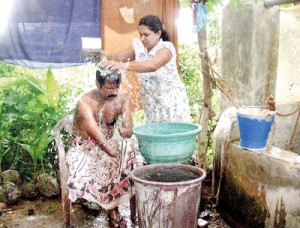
[221,3,279,109]
[214,2,300,227]
[215,142,300,227]
[269,103,300,153]
[276,6,300,105]
[221,2,300,153]
[270,6,300,153]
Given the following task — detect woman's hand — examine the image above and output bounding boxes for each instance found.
[96,50,107,61]
[103,60,127,70]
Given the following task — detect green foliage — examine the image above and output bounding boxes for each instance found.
[207,14,221,47]
[229,0,241,7]
[179,43,221,169]
[45,68,59,108]
[179,44,203,123]
[47,205,53,215]
[0,62,15,76]
[132,110,145,126]
[0,62,96,182]
[0,104,13,172]
[179,0,267,12]
[0,64,72,181]
[179,0,191,8]
[20,209,29,216]
[179,0,222,12]
[206,0,222,12]
[178,2,223,169]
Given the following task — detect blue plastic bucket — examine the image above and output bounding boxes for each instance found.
[237,107,275,150]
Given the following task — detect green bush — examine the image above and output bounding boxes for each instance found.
[179,43,221,170]
[0,64,74,181]
[179,44,203,123]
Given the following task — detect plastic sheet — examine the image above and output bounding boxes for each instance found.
[0,0,101,69]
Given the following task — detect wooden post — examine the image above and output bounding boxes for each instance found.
[197,25,211,169]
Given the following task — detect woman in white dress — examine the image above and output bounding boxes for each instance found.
[103,15,190,123]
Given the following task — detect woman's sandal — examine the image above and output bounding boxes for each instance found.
[108,214,127,228]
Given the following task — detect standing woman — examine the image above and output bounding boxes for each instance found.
[103,15,191,123]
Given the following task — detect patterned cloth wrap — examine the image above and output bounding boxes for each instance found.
[66,137,137,210]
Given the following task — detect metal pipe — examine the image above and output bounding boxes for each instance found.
[264,0,300,8]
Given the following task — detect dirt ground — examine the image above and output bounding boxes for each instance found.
[0,171,230,228]
[199,171,231,228]
[0,198,136,228]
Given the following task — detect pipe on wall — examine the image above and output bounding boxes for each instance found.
[264,0,300,8]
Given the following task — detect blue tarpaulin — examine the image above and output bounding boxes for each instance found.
[0,0,101,69]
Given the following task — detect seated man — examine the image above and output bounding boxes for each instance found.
[66,66,136,227]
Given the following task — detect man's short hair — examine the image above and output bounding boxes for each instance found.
[96,66,122,88]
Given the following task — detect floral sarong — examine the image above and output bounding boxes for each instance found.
[66,137,137,210]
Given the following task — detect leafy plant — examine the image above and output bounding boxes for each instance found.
[0,63,16,173]
[179,44,203,123]
[0,62,15,76]
[179,42,221,170]
[0,62,96,182]
[0,108,12,172]
[0,67,66,182]
[47,205,53,215]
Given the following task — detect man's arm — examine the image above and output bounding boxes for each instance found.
[76,97,119,157]
[118,94,133,138]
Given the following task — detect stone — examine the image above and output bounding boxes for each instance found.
[37,174,60,198]
[0,170,21,185]
[0,182,21,205]
[198,218,209,227]
[200,211,211,220]
[0,202,7,210]
[21,183,38,200]
[80,199,101,216]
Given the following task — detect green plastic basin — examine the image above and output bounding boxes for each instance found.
[133,122,202,164]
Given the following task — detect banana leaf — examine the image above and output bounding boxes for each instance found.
[0,77,25,90]
[17,73,46,95]
[46,68,59,108]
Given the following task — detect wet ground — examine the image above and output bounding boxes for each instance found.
[0,198,137,228]
[200,173,231,228]
[0,172,230,228]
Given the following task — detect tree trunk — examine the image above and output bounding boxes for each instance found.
[197,26,212,169]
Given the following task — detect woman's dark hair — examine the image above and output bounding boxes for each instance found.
[139,15,170,41]
[96,66,122,88]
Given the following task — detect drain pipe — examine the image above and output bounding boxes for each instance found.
[264,0,300,8]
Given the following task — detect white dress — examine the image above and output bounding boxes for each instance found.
[132,39,191,123]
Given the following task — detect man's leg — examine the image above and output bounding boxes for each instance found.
[108,207,127,228]
[130,194,136,223]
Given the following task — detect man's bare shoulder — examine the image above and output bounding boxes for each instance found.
[119,92,131,102]
[77,90,97,106]
[73,90,98,124]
